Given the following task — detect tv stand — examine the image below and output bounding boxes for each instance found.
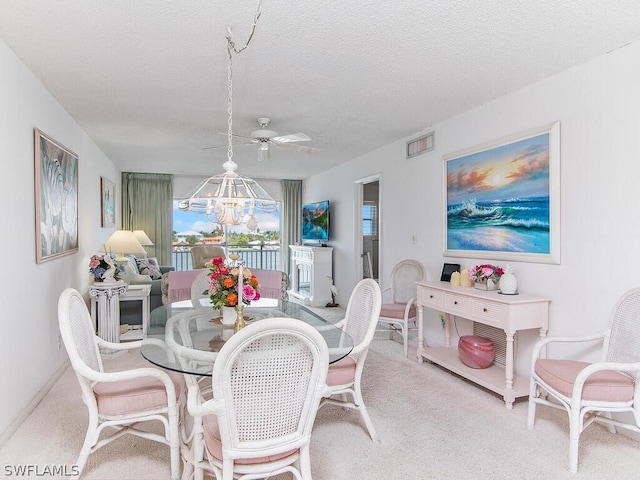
[288,245,333,307]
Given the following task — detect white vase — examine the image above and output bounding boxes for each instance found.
[221,306,237,325]
[499,265,518,294]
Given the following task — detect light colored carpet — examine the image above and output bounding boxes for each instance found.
[2,307,639,479]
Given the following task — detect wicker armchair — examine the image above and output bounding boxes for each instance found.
[320,278,382,441]
[191,245,226,269]
[57,288,182,479]
[376,259,426,357]
[186,318,330,480]
[527,287,640,473]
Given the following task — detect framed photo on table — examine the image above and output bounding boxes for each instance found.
[34,129,79,263]
[101,177,115,227]
[443,122,560,264]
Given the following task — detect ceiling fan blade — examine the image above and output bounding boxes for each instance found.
[201,142,253,151]
[274,142,321,154]
[272,133,311,143]
[215,131,253,141]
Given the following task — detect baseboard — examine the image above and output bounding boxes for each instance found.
[0,359,70,447]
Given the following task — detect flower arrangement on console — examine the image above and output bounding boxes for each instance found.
[205,256,261,309]
[89,254,124,282]
[469,264,504,284]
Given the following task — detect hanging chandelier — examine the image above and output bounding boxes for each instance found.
[178,0,275,232]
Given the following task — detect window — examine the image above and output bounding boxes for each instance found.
[362,203,378,236]
[172,201,281,270]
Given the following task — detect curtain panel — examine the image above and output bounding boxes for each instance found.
[122,173,173,265]
[281,179,302,276]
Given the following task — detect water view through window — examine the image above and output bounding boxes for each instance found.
[172,200,282,271]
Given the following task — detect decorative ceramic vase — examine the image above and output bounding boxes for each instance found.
[499,264,518,294]
[221,306,236,325]
[450,271,461,286]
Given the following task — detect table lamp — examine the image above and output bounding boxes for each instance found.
[100,230,146,261]
[132,230,153,256]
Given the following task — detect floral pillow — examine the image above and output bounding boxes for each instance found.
[136,257,162,280]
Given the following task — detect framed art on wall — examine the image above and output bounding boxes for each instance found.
[34,129,79,263]
[101,177,115,227]
[443,122,560,264]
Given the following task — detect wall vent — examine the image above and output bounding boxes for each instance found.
[406,132,434,159]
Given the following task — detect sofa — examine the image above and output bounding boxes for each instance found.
[117,254,175,326]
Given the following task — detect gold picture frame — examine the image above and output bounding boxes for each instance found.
[34,129,79,263]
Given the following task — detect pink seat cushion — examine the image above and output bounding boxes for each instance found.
[93,369,183,416]
[379,302,416,320]
[326,355,356,386]
[535,359,634,402]
[202,415,296,465]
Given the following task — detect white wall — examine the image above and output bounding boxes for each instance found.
[0,37,120,437]
[304,40,640,376]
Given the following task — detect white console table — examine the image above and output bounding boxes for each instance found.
[416,281,550,408]
[288,245,333,307]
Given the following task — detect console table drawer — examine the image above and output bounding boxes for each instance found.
[421,287,443,308]
[472,299,504,327]
[444,293,472,315]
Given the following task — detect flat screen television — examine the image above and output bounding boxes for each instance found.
[301,200,329,241]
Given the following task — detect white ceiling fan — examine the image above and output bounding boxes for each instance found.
[204,117,320,161]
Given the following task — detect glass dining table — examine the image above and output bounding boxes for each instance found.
[141,298,353,376]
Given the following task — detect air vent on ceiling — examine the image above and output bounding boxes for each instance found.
[406,132,434,159]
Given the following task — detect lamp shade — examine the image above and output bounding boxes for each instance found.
[100,230,146,255]
[132,230,154,246]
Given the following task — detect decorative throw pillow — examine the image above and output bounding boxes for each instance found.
[136,257,162,280]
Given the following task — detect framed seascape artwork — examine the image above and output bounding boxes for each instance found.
[34,129,79,263]
[101,177,115,227]
[444,122,560,264]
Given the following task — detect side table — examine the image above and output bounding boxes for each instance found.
[89,281,127,354]
[119,284,151,341]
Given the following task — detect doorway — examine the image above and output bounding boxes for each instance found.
[355,175,380,281]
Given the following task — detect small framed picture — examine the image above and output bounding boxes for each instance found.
[101,177,115,227]
[440,263,461,282]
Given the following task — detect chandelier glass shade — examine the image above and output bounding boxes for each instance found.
[177,159,276,228]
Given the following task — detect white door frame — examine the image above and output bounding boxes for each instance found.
[354,173,382,281]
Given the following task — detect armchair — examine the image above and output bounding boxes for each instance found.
[191,245,226,269]
[527,287,640,473]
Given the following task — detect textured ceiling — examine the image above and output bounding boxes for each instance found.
[1,1,640,180]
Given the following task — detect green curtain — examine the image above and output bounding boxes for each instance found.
[281,179,302,276]
[121,173,173,265]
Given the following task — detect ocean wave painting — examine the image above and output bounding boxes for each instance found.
[445,125,559,262]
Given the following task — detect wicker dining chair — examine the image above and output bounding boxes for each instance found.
[57,288,182,479]
[186,318,330,480]
[376,259,426,357]
[320,278,382,441]
[527,287,640,473]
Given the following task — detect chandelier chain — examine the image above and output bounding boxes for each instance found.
[225,0,263,163]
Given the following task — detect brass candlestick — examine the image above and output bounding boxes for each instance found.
[234,304,246,333]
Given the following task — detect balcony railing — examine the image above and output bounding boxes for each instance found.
[172,244,281,272]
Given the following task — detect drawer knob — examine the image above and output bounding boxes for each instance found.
[429,295,434,299]
[483,308,488,313]
[454,301,458,305]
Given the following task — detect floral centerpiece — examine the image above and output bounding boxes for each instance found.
[205,256,261,310]
[89,254,124,282]
[469,264,504,291]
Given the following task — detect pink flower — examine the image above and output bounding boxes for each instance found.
[242,285,257,301]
